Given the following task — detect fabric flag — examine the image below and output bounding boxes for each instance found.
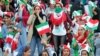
[35,22,50,35]
[86,19,99,30]
[11,38,18,51]
[17,0,27,5]
[5,32,14,44]
[5,0,9,5]
[0,26,3,38]
[87,31,94,52]
[88,1,97,8]
[27,4,33,15]
[85,1,97,17]
[11,32,20,51]
[0,32,3,38]
[32,0,39,5]
[81,13,91,22]
[71,38,79,56]
[84,5,93,17]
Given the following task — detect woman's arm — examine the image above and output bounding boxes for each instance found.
[37,15,46,23]
[27,14,36,25]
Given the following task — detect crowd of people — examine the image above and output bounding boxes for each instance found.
[0,0,100,56]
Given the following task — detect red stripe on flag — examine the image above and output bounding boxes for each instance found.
[38,28,50,35]
[6,37,13,44]
[11,40,18,51]
[89,19,99,24]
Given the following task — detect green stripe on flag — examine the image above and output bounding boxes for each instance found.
[27,4,33,15]
[17,0,27,5]
[34,0,38,2]
[87,31,94,52]
[85,25,98,31]
[0,32,3,38]
[88,5,93,17]
[35,22,49,28]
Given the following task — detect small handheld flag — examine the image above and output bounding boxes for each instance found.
[35,22,50,35]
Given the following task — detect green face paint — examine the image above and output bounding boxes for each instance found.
[55,7,62,13]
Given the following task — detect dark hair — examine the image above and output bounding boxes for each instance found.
[34,5,41,10]
[40,49,49,56]
[55,3,63,8]
[81,50,89,56]
[61,49,70,56]
[53,53,56,56]
[24,46,30,52]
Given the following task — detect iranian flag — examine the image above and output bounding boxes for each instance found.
[35,22,50,35]
[11,38,18,51]
[84,1,97,17]
[86,19,99,30]
[84,5,93,17]
[11,33,20,51]
[5,33,14,44]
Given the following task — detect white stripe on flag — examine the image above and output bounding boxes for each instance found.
[7,35,13,38]
[37,25,49,32]
[0,27,1,32]
[86,22,98,28]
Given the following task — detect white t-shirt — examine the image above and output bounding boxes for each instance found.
[52,23,66,36]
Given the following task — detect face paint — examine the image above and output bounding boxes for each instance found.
[55,7,62,13]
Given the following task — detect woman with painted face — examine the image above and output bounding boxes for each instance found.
[49,3,72,56]
[27,5,46,56]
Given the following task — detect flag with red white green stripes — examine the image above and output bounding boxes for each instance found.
[5,32,14,44]
[35,22,50,35]
[86,19,99,30]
